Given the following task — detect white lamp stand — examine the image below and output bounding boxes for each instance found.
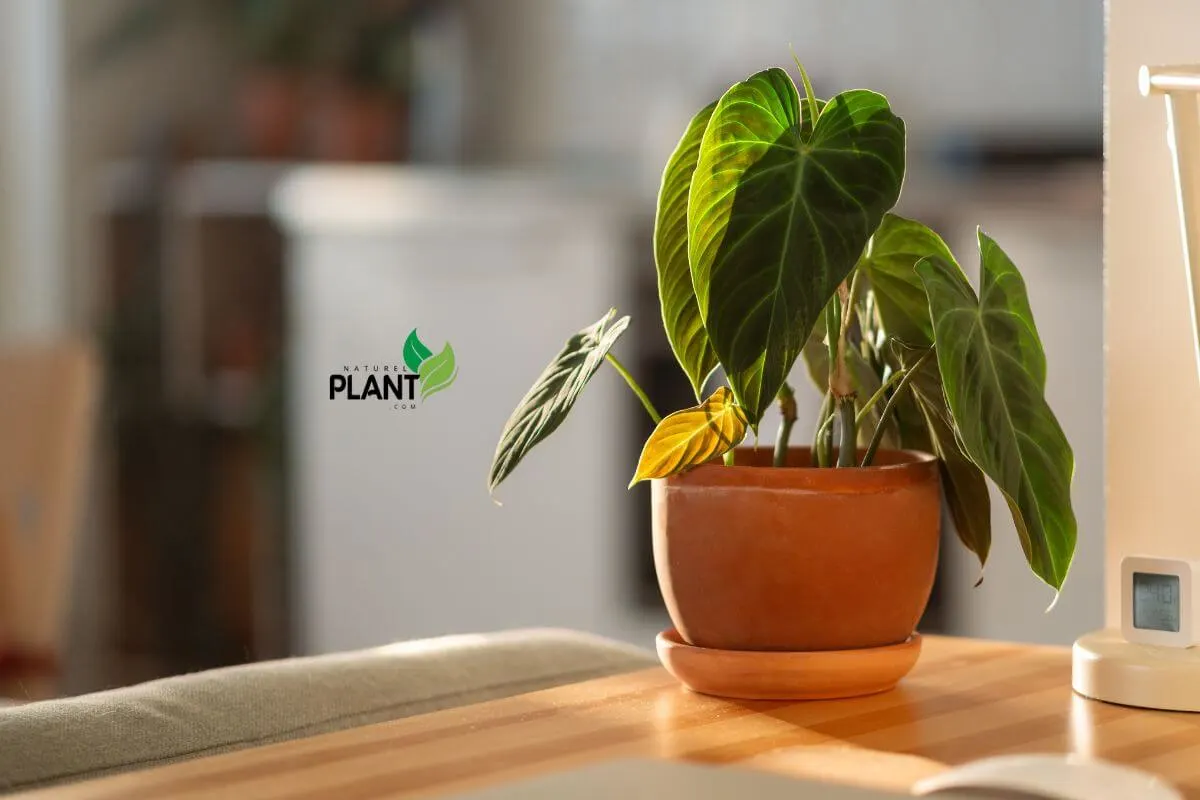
[1072,66,1200,712]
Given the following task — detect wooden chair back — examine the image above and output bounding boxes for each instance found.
[0,340,98,689]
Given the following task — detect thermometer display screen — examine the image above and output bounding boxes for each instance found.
[1133,572,1181,632]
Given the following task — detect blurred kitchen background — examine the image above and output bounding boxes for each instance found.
[0,0,1103,696]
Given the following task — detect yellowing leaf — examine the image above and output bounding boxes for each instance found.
[630,387,747,486]
[655,100,719,400]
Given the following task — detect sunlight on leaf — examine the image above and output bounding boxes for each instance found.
[688,67,905,423]
[489,310,630,496]
[857,214,959,347]
[630,386,748,486]
[655,101,719,399]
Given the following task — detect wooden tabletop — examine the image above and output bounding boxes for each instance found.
[20,635,1200,799]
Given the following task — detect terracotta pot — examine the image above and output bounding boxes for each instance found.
[652,446,941,652]
[309,82,408,162]
[238,69,306,159]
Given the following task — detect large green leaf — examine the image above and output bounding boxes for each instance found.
[688,67,905,423]
[489,310,630,496]
[858,214,958,347]
[899,345,991,568]
[916,233,1075,590]
[655,101,718,399]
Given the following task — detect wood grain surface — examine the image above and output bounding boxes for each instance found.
[19,636,1200,799]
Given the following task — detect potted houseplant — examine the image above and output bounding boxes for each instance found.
[488,62,1076,699]
[88,0,434,160]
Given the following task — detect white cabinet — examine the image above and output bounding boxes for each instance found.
[274,168,662,653]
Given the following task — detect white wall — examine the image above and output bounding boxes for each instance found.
[0,0,65,338]
[463,0,1102,197]
[1106,0,1200,627]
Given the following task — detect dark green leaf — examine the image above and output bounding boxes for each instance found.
[858,214,959,347]
[688,67,905,422]
[849,346,902,450]
[892,389,932,452]
[489,310,630,496]
[900,345,991,567]
[403,329,433,374]
[879,340,931,452]
[849,347,902,450]
[655,101,719,400]
[916,233,1075,590]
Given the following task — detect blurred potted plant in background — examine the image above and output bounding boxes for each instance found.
[89,0,439,160]
[305,0,426,162]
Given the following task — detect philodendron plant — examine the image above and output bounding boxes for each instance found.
[489,62,1077,592]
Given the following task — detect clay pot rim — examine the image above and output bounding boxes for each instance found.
[661,446,939,491]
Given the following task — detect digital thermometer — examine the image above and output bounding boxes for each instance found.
[1121,556,1200,648]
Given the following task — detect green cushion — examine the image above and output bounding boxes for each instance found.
[0,628,655,794]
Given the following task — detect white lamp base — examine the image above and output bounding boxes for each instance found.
[1073,629,1200,711]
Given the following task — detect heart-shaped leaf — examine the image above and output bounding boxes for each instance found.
[489,310,630,496]
[630,386,747,485]
[419,342,458,401]
[858,214,958,347]
[899,344,991,568]
[916,233,1075,590]
[688,67,905,423]
[655,101,719,399]
[404,328,433,374]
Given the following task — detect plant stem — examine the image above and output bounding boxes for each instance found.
[723,449,736,466]
[791,48,820,125]
[836,396,857,467]
[839,269,862,347]
[814,402,837,467]
[773,383,797,467]
[605,353,661,424]
[823,272,862,468]
[812,390,833,466]
[860,348,934,467]
[855,368,907,427]
[824,299,841,376]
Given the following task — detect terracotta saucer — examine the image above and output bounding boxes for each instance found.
[656,628,922,700]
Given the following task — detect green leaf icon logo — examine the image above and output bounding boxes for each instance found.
[419,343,457,401]
[403,329,433,374]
